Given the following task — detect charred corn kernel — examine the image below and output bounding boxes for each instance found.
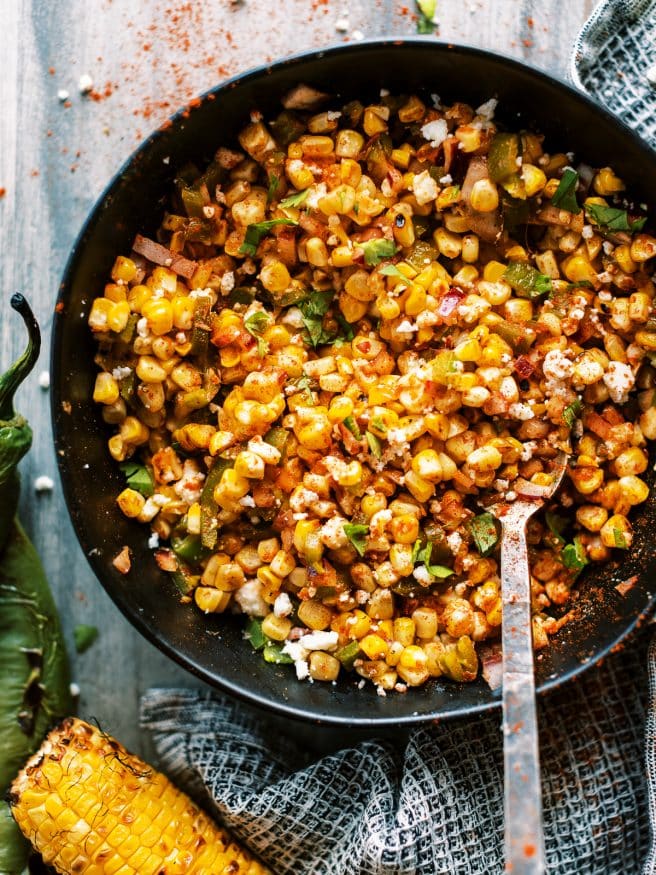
[361,493,388,518]
[443,598,475,638]
[398,94,425,122]
[340,157,362,187]
[477,280,512,306]
[630,233,656,262]
[256,566,284,601]
[214,469,250,503]
[262,612,292,641]
[363,105,390,136]
[260,260,291,293]
[437,185,461,210]
[361,633,389,659]
[209,431,235,456]
[117,487,146,518]
[286,158,314,190]
[393,617,416,647]
[636,330,656,350]
[305,236,330,267]
[411,449,443,482]
[294,411,332,451]
[412,607,438,639]
[339,291,368,323]
[331,245,356,267]
[308,651,341,682]
[615,244,638,274]
[391,146,412,169]
[454,336,482,361]
[569,466,604,495]
[344,609,372,639]
[335,129,365,158]
[613,447,648,477]
[215,563,246,592]
[136,355,166,383]
[618,475,649,505]
[600,513,633,548]
[563,254,598,285]
[575,505,608,533]
[434,227,462,259]
[319,184,356,216]
[234,545,263,574]
[328,395,354,422]
[10,719,269,874]
[104,282,127,303]
[119,416,149,446]
[593,166,625,196]
[389,513,419,544]
[108,434,126,461]
[195,587,232,613]
[298,598,333,630]
[469,178,499,212]
[142,298,173,335]
[300,135,334,157]
[171,294,195,330]
[389,543,414,576]
[234,450,266,479]
[88,297,114,331]
[404,285,427,316]
[111,255,137,283]
[345,269,375,302]
[270,549,296,578]
[483,260,507,282]
[93,371,119,404]
[455,125,482,153]
[521,163,547,196]
[399,644,428,671]
[404,471,435,503]
[629,292,651,322]
[466,445,503,472]
[258,537,280,563]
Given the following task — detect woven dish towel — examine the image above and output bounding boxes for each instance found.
[141,8,656,873]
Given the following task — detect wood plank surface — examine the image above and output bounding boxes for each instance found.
[0,0,592,754]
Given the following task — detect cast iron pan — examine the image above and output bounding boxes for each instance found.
[52,39,656,727]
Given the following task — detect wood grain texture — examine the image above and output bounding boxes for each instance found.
[0,0,590,753]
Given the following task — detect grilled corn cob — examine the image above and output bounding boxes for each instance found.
[9,717,270,875]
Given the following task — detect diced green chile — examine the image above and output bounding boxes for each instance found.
[200,457,233,549]
[488,133,521,183]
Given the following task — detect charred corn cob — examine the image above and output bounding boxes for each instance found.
[9,717,270,875]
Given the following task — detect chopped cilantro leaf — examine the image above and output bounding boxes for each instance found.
[562,536,589,571]
[467,512,499,557]
[361,238,398,266]
[120,461,154,497]
[585,203,647,233]
[545,511,568,546]
[379,263,406,278]
[343,523,369,557]
[366,431,382,458]
[412,540,454,578]
[551,168,581,214]
[239,218,297,257]
[335,312,355,341]
[244,311,271,357]
[563,398,583,429]
[279,189,309,209]
[297,291,335,347]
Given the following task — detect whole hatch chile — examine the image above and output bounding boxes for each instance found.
[0,294,72,874]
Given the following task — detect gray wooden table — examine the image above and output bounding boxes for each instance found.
[0,0,594,754]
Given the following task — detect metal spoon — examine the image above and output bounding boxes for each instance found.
[482,451,568,875]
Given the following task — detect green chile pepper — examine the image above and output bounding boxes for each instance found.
[0,295,72,873]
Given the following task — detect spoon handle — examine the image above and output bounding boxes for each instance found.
[500,517,545,875]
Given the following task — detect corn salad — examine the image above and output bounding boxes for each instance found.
[89,90,655,694]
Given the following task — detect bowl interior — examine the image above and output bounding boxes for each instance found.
[53,40,656,726]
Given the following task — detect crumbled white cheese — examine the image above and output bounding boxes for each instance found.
[173,460,205,504]
[520,441,537,462]
[274,592,293,618]
[603,240,615,255]
[38,370,50,389]
[239,495,256,508]
[136,317,149,338]
[305,182,328,209]
[396,319,417,333]
[234,580,269,617]
[320,516,349,549]
[290,488,320,513]
[376,685,387,697]
[57,89,69,102]
[603,361,635,404]
[327,111,342,120]
[431,93,441,108]
[147,532,160,550]
[543,349,573,382]
[581,224,594,240]
[508,402,535,420]
[411,170,439,205]
[34,475,54,493]
[351,29,364,40]
[446,532,463,554]
[295,659,310,681]
[78,73,94,94]
[111,365,132,381]
[420,119,449,149]
[299,630,339,651]
[220,271,235,294]
[476,98,498,120]
[69,682,81,697]
[412,565,433,586]
[439,173,453,184]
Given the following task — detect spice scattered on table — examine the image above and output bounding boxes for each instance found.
[34,475,54,493]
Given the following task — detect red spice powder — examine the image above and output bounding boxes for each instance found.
[0,188,6,199]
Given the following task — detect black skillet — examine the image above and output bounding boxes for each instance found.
[51,39,656,728]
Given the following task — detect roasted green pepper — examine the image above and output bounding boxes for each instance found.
[0,295,72,873]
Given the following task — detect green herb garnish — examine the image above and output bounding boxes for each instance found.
[297,291,335,347]
[245,617,266,651]
[120,461,154,497]
[551,168,581,214]
[504,262,552,299]
[412,540,454,578]
[343,415,362,440]
[466,512,499,557]
[361,238,399,266]
[366,431,382,459]
[335,312,355,341]
[545,511,568,546]
[74,624,99,654]
[279,189,309,209]
[563,398,583,429]
[416,0,437,32]
[585,203,647,233]
[239,218,297,257]
[562,536,589,571]
[379,263,406,279]
[343,523,369,557]
[244,310,271,356]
